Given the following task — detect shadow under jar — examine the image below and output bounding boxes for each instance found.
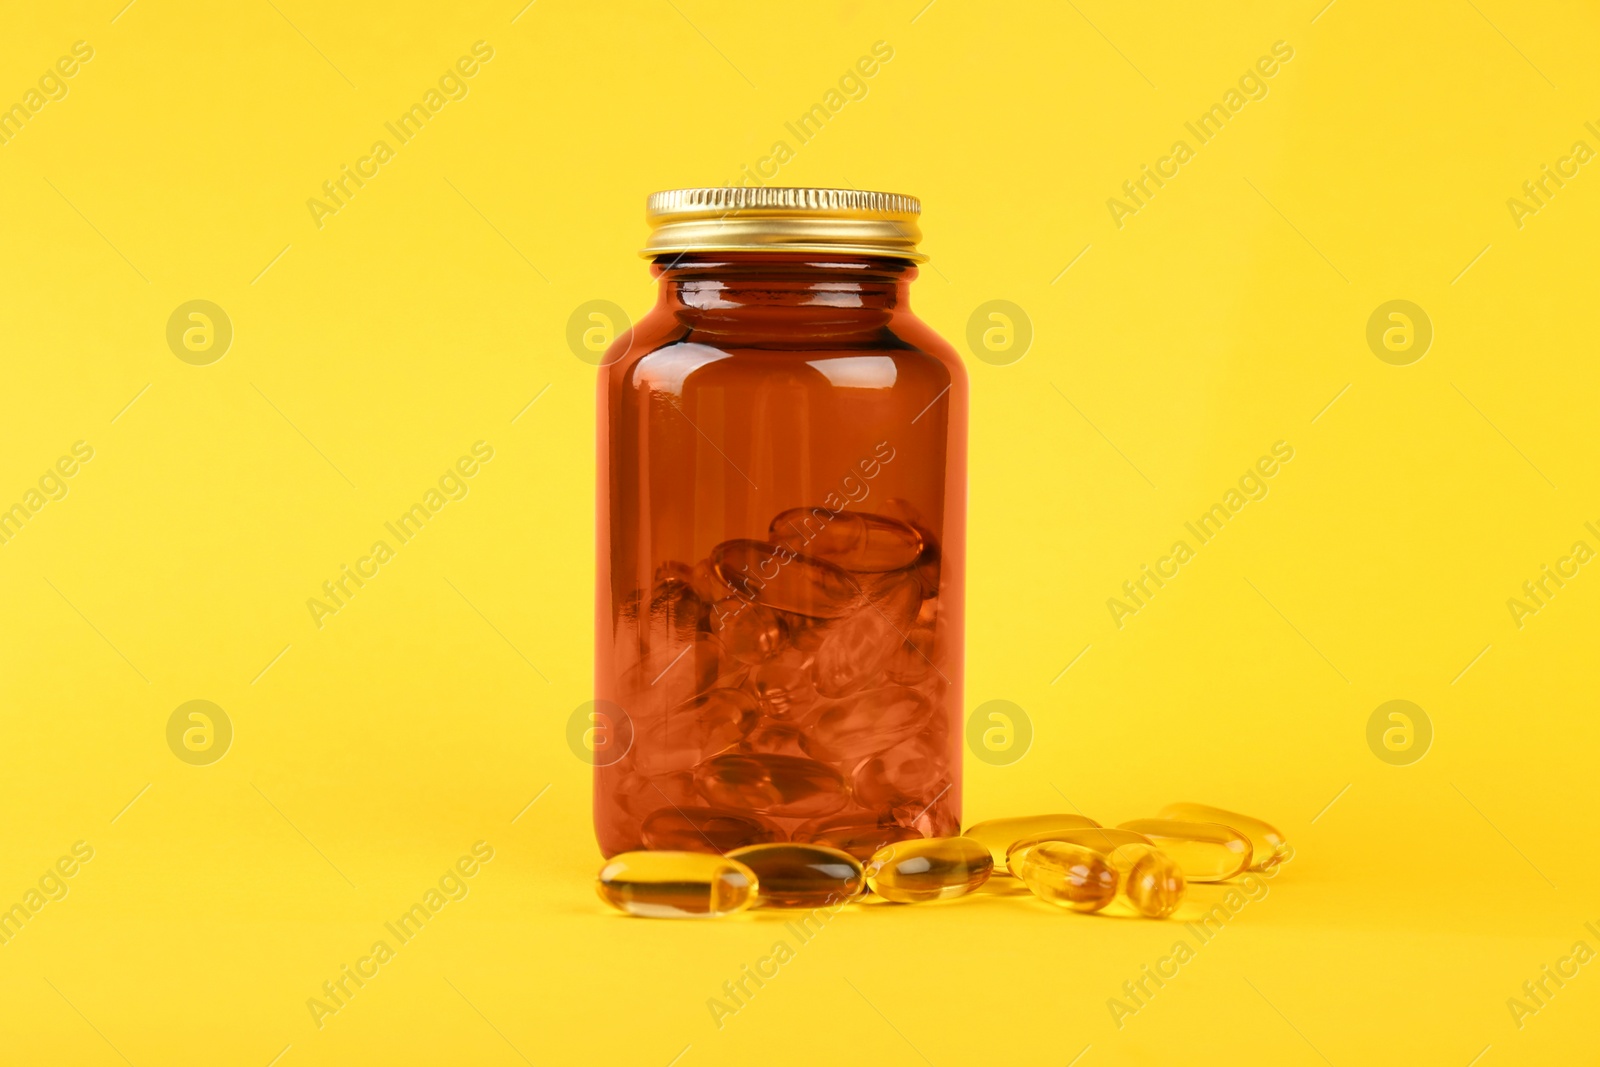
[594,188,968,858]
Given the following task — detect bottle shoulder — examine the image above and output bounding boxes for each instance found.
[601,306,967,397]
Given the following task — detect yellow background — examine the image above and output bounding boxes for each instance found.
[3,1,1597,1064]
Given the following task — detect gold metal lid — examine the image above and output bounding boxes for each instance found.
[642,187,926,262]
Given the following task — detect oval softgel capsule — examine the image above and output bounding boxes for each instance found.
[727,843,866,908]
[1004,826,1152,874]
[1117,818,1251,882]
[1157,803,1288,870]
[964,814,1101,873]
[1106,844,1185,919]
[596,851,757,918]
[864,836,993,903]
[1010,841,1117,913]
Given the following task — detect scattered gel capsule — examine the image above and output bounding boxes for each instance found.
[1157,803,1288,870]
[964,814,1102,873]
[640,806,782,853]
[768,509,924,573]
[694,753,849,818]
[596,850,756,918]
[1104,844,1185,918]
[727,843,866,908]
[863,836,993,903]
[1003,826,1147,875]
[1117,819,1251,882]
[792,817,921,861]
[1010,841,1117,913]
[710,539,861,619]
[803,686,929,765]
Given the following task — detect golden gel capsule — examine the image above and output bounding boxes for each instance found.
[863,836,993,903]
[1117,819,1251,882]
[727,843,866,908]
[1010,841,1117,913]
[596,851,756,918]
[1004,826,1151,874]
[1157,803,1288,870]
[1105,844,1185,918]
[964,814,1101,873]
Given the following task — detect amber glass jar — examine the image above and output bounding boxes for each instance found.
[594,188,967,859]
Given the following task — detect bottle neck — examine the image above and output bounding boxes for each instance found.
[652,253,914,315]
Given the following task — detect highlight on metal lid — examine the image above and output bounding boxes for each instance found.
[642,186,926,262]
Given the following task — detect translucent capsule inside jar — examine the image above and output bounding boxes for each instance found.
[727,843,866,908]
[1003,826,1150,874]
[802,686,930,765]
[632,688,758,777]
[748,650,819,722]
[1117,819,1251,882]
[1158,803,1288,871]
[615,633,724,721]
[852,734,946,809]
[863,836,993,903]
[739,718,810,758]
[792,816,922,861]
[640,806,782,853]
[964,814,1102,874]
[613,769,700,819]
[810,571,922,697]
[893,784,960,839]
[768,508,924,573]
[596,850,757,918]
[884,624,937,686]
[1009,841,1117,913]
[693,753,849,818]
[710,597,786,664]
[880,498,941,597]
[710,539,861,619]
